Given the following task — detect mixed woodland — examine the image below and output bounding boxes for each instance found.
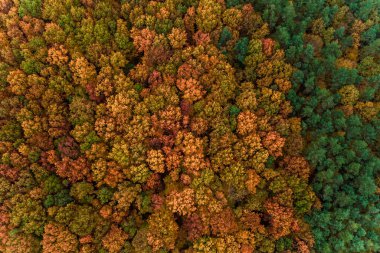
[0,0,378,252]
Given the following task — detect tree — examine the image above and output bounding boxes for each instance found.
[42,223,78,253]
[102,225,128,253]
[147,208,179,252]
[9,194,46,236]
[19,0,42,18]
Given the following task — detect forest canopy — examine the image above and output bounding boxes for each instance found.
[0,0,378,252]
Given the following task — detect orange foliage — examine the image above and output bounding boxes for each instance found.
[102,225,128,253]
[42,223,78,253]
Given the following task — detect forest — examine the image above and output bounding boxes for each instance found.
[0,0,378,252]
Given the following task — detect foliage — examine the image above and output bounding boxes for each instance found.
[0,0,378,252]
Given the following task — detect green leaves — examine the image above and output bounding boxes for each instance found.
[97,186,114,204]
[218,27,232,48]
[229,105,240,116]
[0,121,22,142]
[234,37,249,64]
[19,0,42,18]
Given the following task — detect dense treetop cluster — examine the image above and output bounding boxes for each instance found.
[0,0,378,252]
[248,0,379,252]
